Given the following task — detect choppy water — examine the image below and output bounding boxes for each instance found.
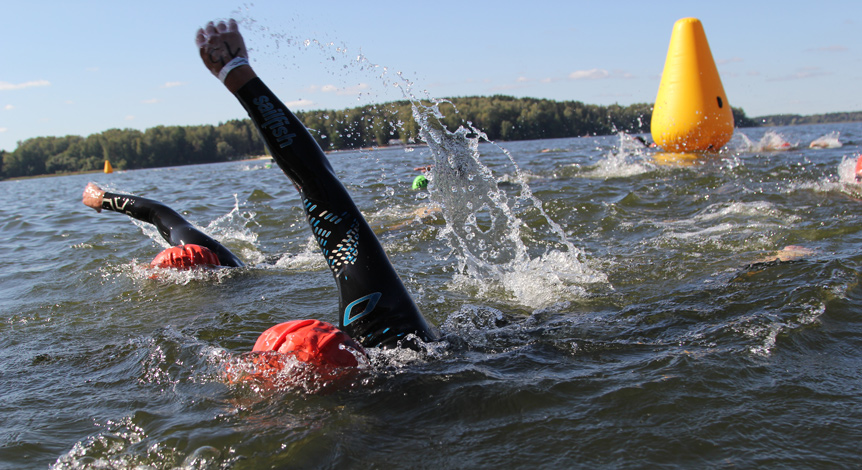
[2,122,862,469]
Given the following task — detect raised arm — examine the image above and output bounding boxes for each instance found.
[82,182,244,267]
[196,20,437,347]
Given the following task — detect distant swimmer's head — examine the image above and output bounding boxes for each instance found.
[253,319,367,369]
[412,175,428,190]
[150,244,220,270]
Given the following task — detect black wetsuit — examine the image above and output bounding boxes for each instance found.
[234,77,438,348]
[99,193,244,268]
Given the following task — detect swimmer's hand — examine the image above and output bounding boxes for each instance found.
[82,182,105,213]
[752,245,815,264]
[196,19,256,92]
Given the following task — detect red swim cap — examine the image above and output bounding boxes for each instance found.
[253,319,366,368]
[150,244,220,269]
[855,154,862,181]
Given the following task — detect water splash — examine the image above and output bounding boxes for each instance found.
[412,101,607,307]
[735,130,796,152]
[833,153,862,199]
[585,132,654,179]
[271,236,328,271]
[809,131,842,149]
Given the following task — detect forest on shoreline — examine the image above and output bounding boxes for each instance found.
[1,94,857,180]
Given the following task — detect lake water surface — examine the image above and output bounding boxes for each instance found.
[2,122,862,469]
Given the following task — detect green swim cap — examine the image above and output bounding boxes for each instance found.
[412,175,428,190]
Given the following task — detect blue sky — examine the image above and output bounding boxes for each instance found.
[2,0,860,152]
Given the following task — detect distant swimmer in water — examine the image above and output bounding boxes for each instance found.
[733,245,816,282]
[809,131,842,149]
[82,182,244,269]
[749,245,815,265]
[633,136,657,148]
[193,19,438,381]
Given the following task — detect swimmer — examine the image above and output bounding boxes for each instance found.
[195,19,438,360]
[732,245,816,282]
[412,174,429,190]
[634,136,657,148]
[750,245,815,265]
[82,182,244,269]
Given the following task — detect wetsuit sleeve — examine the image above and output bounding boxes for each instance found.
[100,192,244,267]
[234,77,438,347]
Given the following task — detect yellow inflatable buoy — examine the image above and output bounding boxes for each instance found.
[651,18,734,152]
[103,160,114,174]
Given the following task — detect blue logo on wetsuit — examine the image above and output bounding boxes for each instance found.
[344,292,382,326]
[304,199,359,274]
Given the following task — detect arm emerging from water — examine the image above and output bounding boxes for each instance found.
[195,19,438,347]
[82,182,244,267]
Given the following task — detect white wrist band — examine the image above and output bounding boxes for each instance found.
[218,57,249,83]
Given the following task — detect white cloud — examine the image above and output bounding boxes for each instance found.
[569,69,609,80]
[162,81,185,88]
[142,98,161,104]
[717,57,744,65]
[337,83,371,96]
[767,66,831,81]
[287,99,315,108]
[611,70,636,79]
[307,83,371,95]
[0,80,50,91]
[516,76,531,83]
[0,127,7,133]
[125,115,135,121]
[4,104,12,110]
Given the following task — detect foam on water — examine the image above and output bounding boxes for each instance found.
[585,133,654,179]
[654,201,799,252]
[271,236,328,271]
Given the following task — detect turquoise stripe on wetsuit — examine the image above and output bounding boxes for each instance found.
[100,192,245,268]
[235,77,438,348]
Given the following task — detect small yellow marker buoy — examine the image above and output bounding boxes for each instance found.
[103,160,114,174]
[651,18,734,152]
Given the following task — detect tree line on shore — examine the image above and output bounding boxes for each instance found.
[753,111,862,127]
[0,94,850,179]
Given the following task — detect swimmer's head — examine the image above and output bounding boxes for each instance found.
[855,154,862,182]
[412,175,428,190]
[253,319,367,369]
[151,244,220,269]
